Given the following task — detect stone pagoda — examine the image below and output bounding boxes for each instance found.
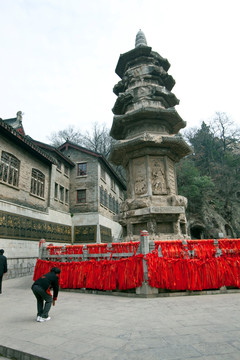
[109,30,192,241]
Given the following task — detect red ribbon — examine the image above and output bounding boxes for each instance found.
[33,255,144,291]
[41,239,240,292]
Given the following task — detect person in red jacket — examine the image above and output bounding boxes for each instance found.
[32,267,61,322]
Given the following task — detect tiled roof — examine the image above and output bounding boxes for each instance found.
[0,118,55,165]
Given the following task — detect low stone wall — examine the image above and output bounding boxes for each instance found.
[0,237,63,280]
[4,257,38,280]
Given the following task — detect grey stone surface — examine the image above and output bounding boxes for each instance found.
[1,276,240,360]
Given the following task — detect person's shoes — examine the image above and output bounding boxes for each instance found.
[36,316,41,322]
[39,317,51,322]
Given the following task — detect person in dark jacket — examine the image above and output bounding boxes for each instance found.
[0,249,7,294]
[32,267,61,322]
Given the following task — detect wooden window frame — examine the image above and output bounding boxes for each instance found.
[77,162,87,177]
[76,189,86,204]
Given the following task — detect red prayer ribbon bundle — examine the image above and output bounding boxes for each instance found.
[46,241,140,256]
[33,255,144,291]
[148,239,240,291]
[39,239,240,292]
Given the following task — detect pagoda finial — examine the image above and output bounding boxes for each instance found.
[135,29,147,48]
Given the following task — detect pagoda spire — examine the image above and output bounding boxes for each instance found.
[135,29,147,47]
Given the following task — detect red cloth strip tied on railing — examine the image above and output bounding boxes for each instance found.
[186,240,216,259]
[218,239,240,257]
[46,241,140,256]
[47,245,84,255]
[112,241,140,254]
[147,238,240,291]
[33,255,144,291]
[87,244,108,254]
[154,239,216,259]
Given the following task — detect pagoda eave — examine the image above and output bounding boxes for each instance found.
[109,133,192,166]
[116,46,171,78]
[110,107,186,139]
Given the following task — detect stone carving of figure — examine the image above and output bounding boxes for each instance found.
[151,160,166,194]
[135,175,147,195]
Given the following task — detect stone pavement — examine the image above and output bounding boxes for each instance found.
[1,276,240,360]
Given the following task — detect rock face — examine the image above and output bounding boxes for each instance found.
[109,31,192,240]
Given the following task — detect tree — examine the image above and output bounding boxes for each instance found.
[184,121,220,177]
[177,158,214,213]
[81,122,115,157]
[48,122,114,158]
[209,112,240,153]
[48,125,83,147]
[180,113,240,227]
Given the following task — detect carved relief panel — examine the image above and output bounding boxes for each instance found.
[132,157,147,196]
[150,157,167,195]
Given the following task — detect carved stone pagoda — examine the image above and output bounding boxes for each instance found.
[109,30,192,241]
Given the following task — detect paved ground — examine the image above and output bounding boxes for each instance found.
[0,276,240,360]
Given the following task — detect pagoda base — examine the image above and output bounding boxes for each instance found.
[116,204,189,241]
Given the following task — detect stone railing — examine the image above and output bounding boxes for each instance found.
[37,235,240,296]
[38,232,158,296]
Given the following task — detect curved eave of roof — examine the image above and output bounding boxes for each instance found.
[0,118,55,165]
[31,139,75,167]
[58,141,126,190]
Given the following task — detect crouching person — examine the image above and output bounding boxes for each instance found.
[32,267,61,322]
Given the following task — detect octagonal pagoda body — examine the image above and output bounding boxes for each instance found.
[109,31,192,241]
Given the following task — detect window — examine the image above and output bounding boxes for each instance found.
[104,189,108,207]
[60,186,64,202]
[77,189,86,203]
[31,169,45,197]
[112,197,116,213]
[101,166,106,181]
[0,151,20,187]
[55,183,58,199]
[77,162,87,176]
[100,186,104,205]
[112,198,119,214]
[65,189,69,204]
[109,194,113,212]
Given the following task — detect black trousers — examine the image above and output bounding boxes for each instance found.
[32,284,53,318]
[0,274,3,293]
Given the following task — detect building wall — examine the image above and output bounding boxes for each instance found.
[49,163,71,213]
[0,131,125,278]
[98,162,124,220]
[0,200,72,279]
[0,237,65,279]
[61,148,99,214]
[0,135,50,211]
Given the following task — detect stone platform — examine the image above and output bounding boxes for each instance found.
[1,276,240,359]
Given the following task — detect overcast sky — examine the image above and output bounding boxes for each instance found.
[0,0,239,143]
